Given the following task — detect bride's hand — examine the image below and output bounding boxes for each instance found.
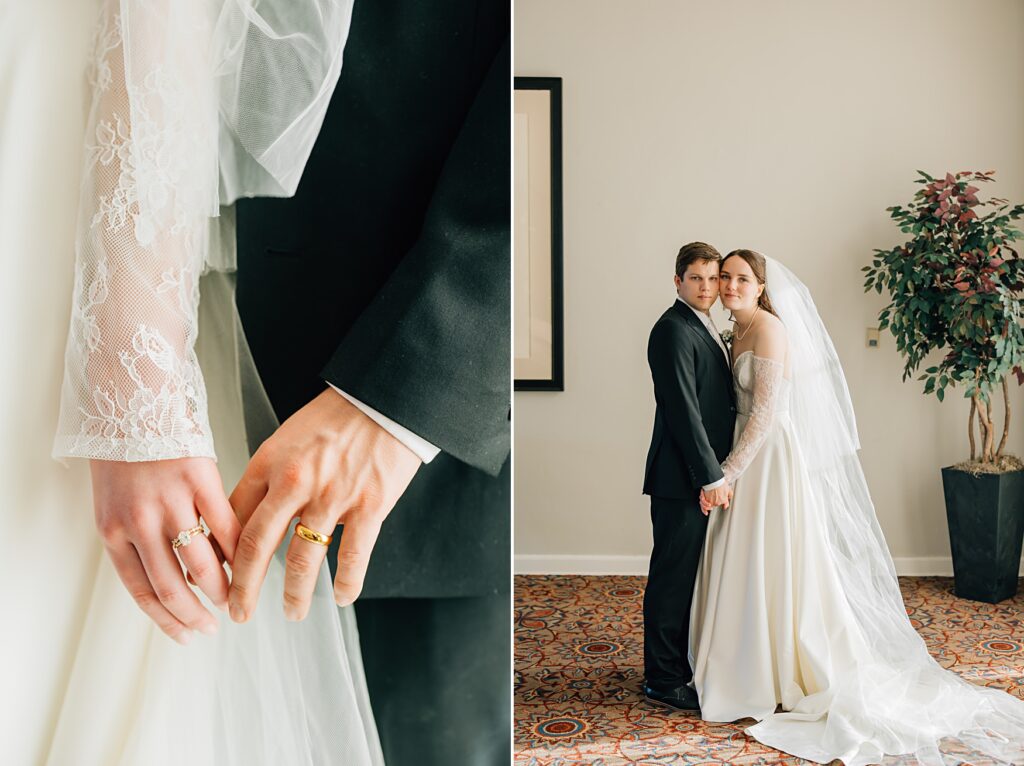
[89,457,241,644]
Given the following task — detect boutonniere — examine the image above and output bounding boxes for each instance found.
[720,329,734,348]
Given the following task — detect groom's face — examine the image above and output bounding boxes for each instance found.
[674,260,720,312]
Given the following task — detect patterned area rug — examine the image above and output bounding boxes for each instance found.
[514,575,1024,765]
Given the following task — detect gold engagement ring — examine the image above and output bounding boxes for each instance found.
[171,523,208,550]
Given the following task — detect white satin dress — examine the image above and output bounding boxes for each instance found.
[689,349,1024,765]
[689,351,873,759]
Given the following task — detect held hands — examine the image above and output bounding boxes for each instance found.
[699,483,733,516]
[91,389,421,640]
[227,388,422,623]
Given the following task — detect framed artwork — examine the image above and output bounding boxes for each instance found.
[514,77,564,391]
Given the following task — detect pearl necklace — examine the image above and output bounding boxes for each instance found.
[735,305,760,342]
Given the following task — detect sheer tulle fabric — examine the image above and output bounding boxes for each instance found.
[712,258,1024,765]
[215,0,355,204]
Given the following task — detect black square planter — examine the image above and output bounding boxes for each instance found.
[941,467,1024,603]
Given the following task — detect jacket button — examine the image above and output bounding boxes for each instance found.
[730,406,736,412]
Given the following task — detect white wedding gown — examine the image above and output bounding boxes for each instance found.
[0,2,382,764]
[691,352,882,759]
[689,306,1024,763]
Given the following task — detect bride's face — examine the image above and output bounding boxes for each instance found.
[720,256,763,311]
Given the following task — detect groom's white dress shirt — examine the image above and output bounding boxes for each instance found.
[677,297,728,492]
[328,384,441,464]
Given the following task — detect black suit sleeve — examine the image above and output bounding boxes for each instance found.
[319,40,510,477]
[648,320,725,489]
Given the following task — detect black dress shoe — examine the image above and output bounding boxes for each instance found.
[642,683,700,712]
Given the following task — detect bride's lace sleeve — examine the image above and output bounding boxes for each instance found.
[721,326,788,485]
[52,0,219,462]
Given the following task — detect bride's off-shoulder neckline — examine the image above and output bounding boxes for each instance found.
[731,349,789,380]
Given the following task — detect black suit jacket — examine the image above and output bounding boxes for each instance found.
[643,301,736,499]
[235,0,509,598]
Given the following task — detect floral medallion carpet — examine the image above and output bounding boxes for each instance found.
[514,575,1024,765]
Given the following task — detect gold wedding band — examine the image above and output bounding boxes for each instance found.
[295,523,333,547]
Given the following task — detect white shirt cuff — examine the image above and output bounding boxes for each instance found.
[327,384,441,464]
[702,477,726,492]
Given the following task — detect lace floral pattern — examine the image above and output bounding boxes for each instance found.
[55,0,354,463]
[721,353,789,484]
[54,0,216,462]
[71,324,211,461]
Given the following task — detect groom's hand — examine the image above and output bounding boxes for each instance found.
[227,388,422,623]
[699,483,733,515]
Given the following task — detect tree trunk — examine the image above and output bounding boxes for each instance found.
[997,376,1010,458]
[969,397,977,461]
[983,398,996,462]
[976,394,994,463]
[973,394,985,462]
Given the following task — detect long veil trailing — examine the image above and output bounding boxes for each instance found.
[747,256,1024,765]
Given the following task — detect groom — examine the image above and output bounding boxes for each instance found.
[231,3,510,764]
[642,241,736,711]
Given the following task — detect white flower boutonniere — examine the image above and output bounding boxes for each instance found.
[720,328,734,349]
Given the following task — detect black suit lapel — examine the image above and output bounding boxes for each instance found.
[672,301,731,378]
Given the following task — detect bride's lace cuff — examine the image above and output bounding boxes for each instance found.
[52,1,217,462]
[721,355,785,485]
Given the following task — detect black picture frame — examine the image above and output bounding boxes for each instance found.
[514,76,564,391]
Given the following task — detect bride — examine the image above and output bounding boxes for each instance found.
[1,0,383,763]
[690,249,1024,765]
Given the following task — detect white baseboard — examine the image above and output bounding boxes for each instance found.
[515,554,650,575]
[892,557,955,576]
[514,554,1024,577]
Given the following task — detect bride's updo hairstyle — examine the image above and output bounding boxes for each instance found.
[722,249,779,318]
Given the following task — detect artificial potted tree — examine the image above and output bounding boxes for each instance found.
[864,170,1024,603]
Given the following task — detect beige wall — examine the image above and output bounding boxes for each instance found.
[514,0,1024,572]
